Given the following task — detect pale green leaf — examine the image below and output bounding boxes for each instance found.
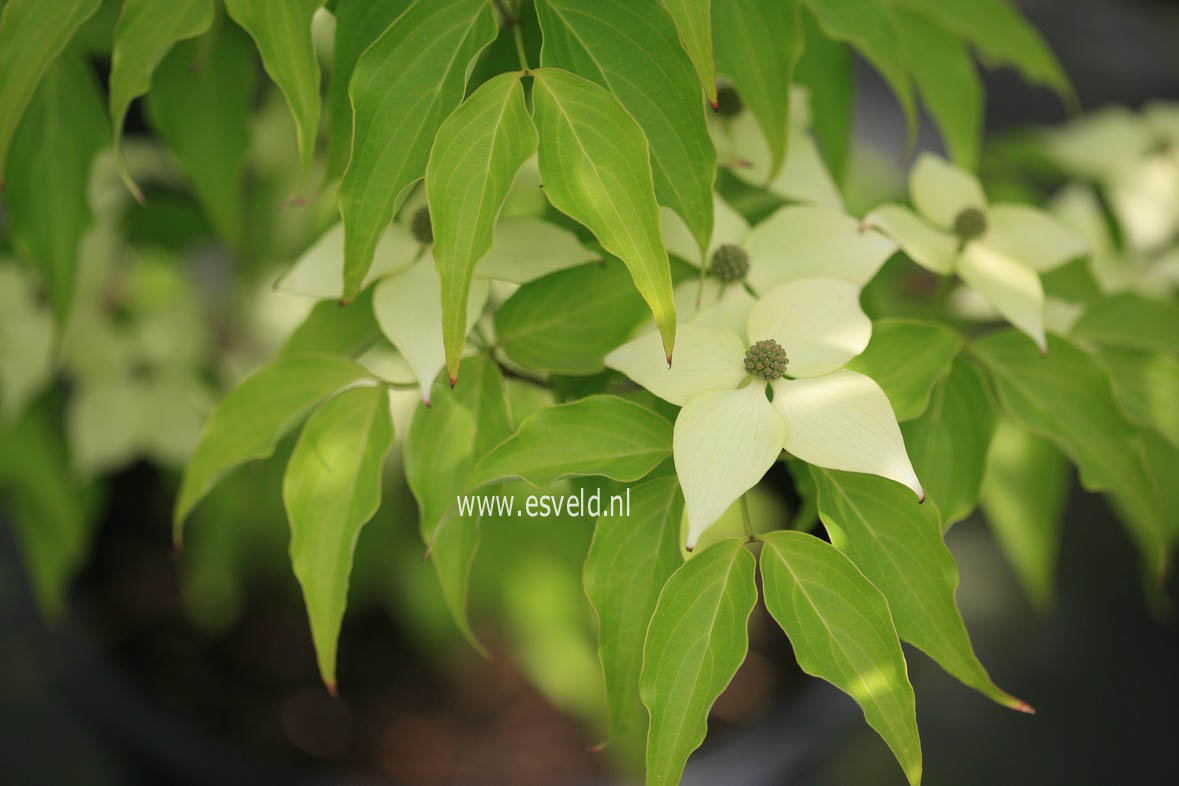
[531,67,678,363]
[845,319,965,421]
[895,9,981,169]
[339,0,497,300]
[537,0,716,253]
[584,475,684,744]
[1070,294,1179,356]
[108,0,214,201]
[0,264,55,420]
[0,0,100,182]
[713,0,803,179]
[813,468,1029,711]
[4,54,108,321]
[467,395,672,490]
[427,71,536,383]
[640,538,757,785]
[981,417,1068,612]
[902,357,997,528]
[285,385,394,690]
[278,288,382,359]
[804,0,917,148]
[147,19,255,244]
[972,332,1168,578]
[223,0,325,176]
[760,530,921,786]
[174,354,374,539]
[473,216,598,283]
[326,0,412,177]
[656,0,716,106]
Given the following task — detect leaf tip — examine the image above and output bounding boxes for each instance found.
[325,681,338,698]
[589,740,608,753]
[666,351,674,369]
[1012,699,1036,715]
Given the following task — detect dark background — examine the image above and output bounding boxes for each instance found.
[3,1,1178,784]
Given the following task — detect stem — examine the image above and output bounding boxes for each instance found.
[740,494,756,542]
[512,21,530,72]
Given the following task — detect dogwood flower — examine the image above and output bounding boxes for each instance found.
[606,277,923,549]
[866,153,1087,353]
[278,187,596,402]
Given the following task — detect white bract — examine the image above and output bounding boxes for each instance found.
[867,153,1087,353]
[277,188,596,402]
[606,278,923,550]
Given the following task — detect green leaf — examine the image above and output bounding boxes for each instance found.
[495,259,679,375]
[108,0,214,201]
[1098,346,1179,448]
[427,71,536,384]
[537,0,716,253]
[0,0,101,183]
[284,385,394,691]
[339,0,497,300]
[584,475,684,744]
[902,357,997,528]
[147,19,255,245]
[278,288,382,359]
[531,67,678,364]
[793,13,852,182]
[223,0,325,177]
[325,0,412,178]
[4,53,108,321]
[1070,293,1179,355]
[804,0,917,149]
[712,0,803,179]
[846,319,965,421]
[449,353,514,461]
[760,530,921,786]
[0,400,99,619]
[640,538,756,786]
[813,468,1029,711]
[981,418,1068,612]
[895,10,981,170]
[895,0,1074,105]
[972,332,1168,578]
[467,394,673,490]
[656,0,716,106]
[174,353,374,540]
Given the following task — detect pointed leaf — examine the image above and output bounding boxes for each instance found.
[0,0,100,182]
[713,0,803,179]
[278,289,382,359]
[531,67,678,363]
[285,385,394,690]
[760,530,921,786]
[656,0,716,105]
[147,20,255,244]
[174,354,374,538]
[981,418,1068,612]
[326,0,412,177]
[537,0,716,253]
[339,0,497,300]
[4,54,108,321]
[813,467,1029,711]
[584,475,684,744]
[640,538,757,786]
[427,71,536,383]
[902,357,997,527]
[467,395,672,490]
[223,0,325,176]
[108,0,214,200]
[972,332,1168,577]
[845,319,965,421]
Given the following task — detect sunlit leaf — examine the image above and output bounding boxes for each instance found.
[656,0,716,106]
[760,530,921,786]
[640,538,756,785]
[285,385,394,690]
[813,468,1029,711]
[339,0,497,300]
[427,71,536,383]
[278,289,382,359]
[531,67,678,364]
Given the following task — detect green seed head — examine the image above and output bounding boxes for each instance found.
[709,244,750,283]
[953,206,987,240]
[744,339,788,381]
[411,206,433,244]
[715,85,743,118]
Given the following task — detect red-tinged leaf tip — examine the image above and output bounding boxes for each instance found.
[325,681,338,698]
[709,98,719,112]
[1013,700,1036,714]
[666,352,674,369]
[448,374,457,388]
[916,488,926,504]
[589,741,609,753]
[684,543,694,553]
